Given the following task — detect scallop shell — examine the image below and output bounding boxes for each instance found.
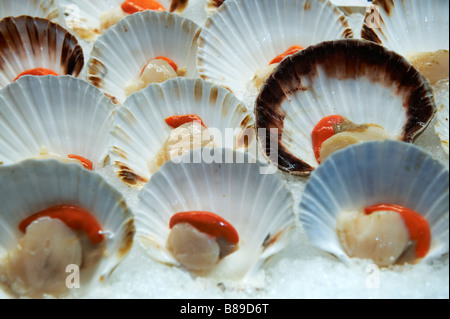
[361,0,449,56]
[0,159,135,298]
[434,79,449,154]
[108,77,254,189]
[205,0,225,16]
[298,140,449,265]
[0,0,58,21]
[87,10,201,105]
[0,15,84,89]
[0,75,117,169]
[255,39,436,176]
[197,0,354,102]
[134,147,296,281]
[58,0,190,42]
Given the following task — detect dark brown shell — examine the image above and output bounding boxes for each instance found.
[0,15,84,87]
[255,39,436,176]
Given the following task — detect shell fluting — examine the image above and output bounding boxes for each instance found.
[0,16,84,89]
[299,140,449,265]
[255,39,436,175]
[0,159,135,298]
[134,148,296,281]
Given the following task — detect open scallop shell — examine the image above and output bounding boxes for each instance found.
[0,15,84,89]
[58,0,195,42]
[434,79,449,154]
[362,0,449,56]
[0,75,117,169]
[134,147,296,281]
[87,10,201,105]
[197,0,354,102]
[0,159,135,298]
[255,39,436,176]
[108,77,254,188]
[298,140,449,265]
[0,0,58,21]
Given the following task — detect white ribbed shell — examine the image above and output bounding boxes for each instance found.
[87,10,201,105]
[108,77,254,188]
[0,0,58,20]
[0,159,135,298]
[254,39,436,175]
[58,0,172,41]
[299,140,449,265]
[0,75,117,169]
[134,148,296,281]
[197,0,353,101]
[0,15,84,89]
[362,0,449,56]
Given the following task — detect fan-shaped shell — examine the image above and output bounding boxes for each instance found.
[108,77,254,188]
[87,10,201,105]
[255,39,436,176]
[134,148,296,281]
[362,0,449,56]
[299,140,449,265]
[0,159,135,298]
[0,0,58,21]
[0,15,84,89]
[58,0,172,41]
[0,75,116,170]
[197,0,354,102]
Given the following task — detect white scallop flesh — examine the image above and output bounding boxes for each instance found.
[319,124,391,163]
[167,223,220,272]
[124,59,178,97]
[336,210,411,267]
[0,218,82,299]
[148,122,216,173]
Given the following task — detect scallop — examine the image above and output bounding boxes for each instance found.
[298,140,449,267]
[134,148,296,281]
[0,159,135,298]
[197,0,354,103]
[0,75,117,170]
[87,10,201,105]
[0,15,84,89]
[362,0,449,85]
[58,0,197,43]
[108,77,254,189]
[0,0,58,21]
[255,39,436,176]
